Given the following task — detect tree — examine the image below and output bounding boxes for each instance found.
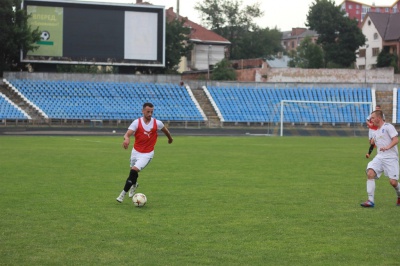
[306,0,365,68]
[235,27,283,59]
[164,18,193,73]
[288,36,324,68]
[211,59,236,80]
[195,0,264,59]
[287,50,298,68]
[376,47,399,73]
[0,0,40,76]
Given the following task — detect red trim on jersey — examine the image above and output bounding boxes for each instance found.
[367,123,378,130]
[368,125,378,130]
[134,118,158,153]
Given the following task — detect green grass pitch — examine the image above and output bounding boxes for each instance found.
[0,135,398,265]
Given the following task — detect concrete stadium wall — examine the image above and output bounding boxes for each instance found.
[196,81,398,91]
[263,67,397,84]
[3,71,399,92]
[395,74,400,84]
[185,64,400,85]
[3,72,182,84]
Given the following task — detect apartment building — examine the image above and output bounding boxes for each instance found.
[339,0,400,26]
[281,28,318,52]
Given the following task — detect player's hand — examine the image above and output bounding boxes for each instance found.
[122,140,130,149]
[380,146,389,152]
[168,138,173,144]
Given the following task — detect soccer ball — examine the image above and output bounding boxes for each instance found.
[40,31,50,41]
[132,193,147,207]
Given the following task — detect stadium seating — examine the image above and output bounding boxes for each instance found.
[6,80,205,121]
[3,79,373,124]
[206,86,372,123]
[0,93,30,120]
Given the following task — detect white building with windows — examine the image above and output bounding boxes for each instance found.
[356,12,400,70]
[166,7,231,73]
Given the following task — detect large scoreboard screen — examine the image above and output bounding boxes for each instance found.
[22,0,165,67]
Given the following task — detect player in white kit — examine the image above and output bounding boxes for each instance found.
[361,110,400,207]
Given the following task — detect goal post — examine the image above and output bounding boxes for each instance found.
[280,100,373,136]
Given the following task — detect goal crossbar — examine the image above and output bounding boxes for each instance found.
[280,100,373,136]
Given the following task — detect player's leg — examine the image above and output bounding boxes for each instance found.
[124,168,139,192]
[116,151,140,203]
[389,179,400,206]
[128,168,140,198]
[128,154,152,196]
[128,151,141,197]
[117,168,139,203]
[360,170,376,207]
[386,160,400,206]
[361,159,382,207]
[116,151,153,203]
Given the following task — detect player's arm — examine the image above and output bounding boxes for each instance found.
[380,136,398,152]
[161,127,173,144]
[122,129,135,149]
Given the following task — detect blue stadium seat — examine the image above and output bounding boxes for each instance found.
[0,94,29,120]
[6,79,205,121]
[206,86,372,124]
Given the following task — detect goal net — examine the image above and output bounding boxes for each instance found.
[279,100,373,136]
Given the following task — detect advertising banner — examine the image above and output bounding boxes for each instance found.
[27,5,63,57]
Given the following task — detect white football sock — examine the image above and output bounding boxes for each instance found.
[367,179,375,203]
[394,183,400,198]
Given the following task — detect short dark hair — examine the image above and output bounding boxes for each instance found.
[143,102,154,109]
[372,110,384,119]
